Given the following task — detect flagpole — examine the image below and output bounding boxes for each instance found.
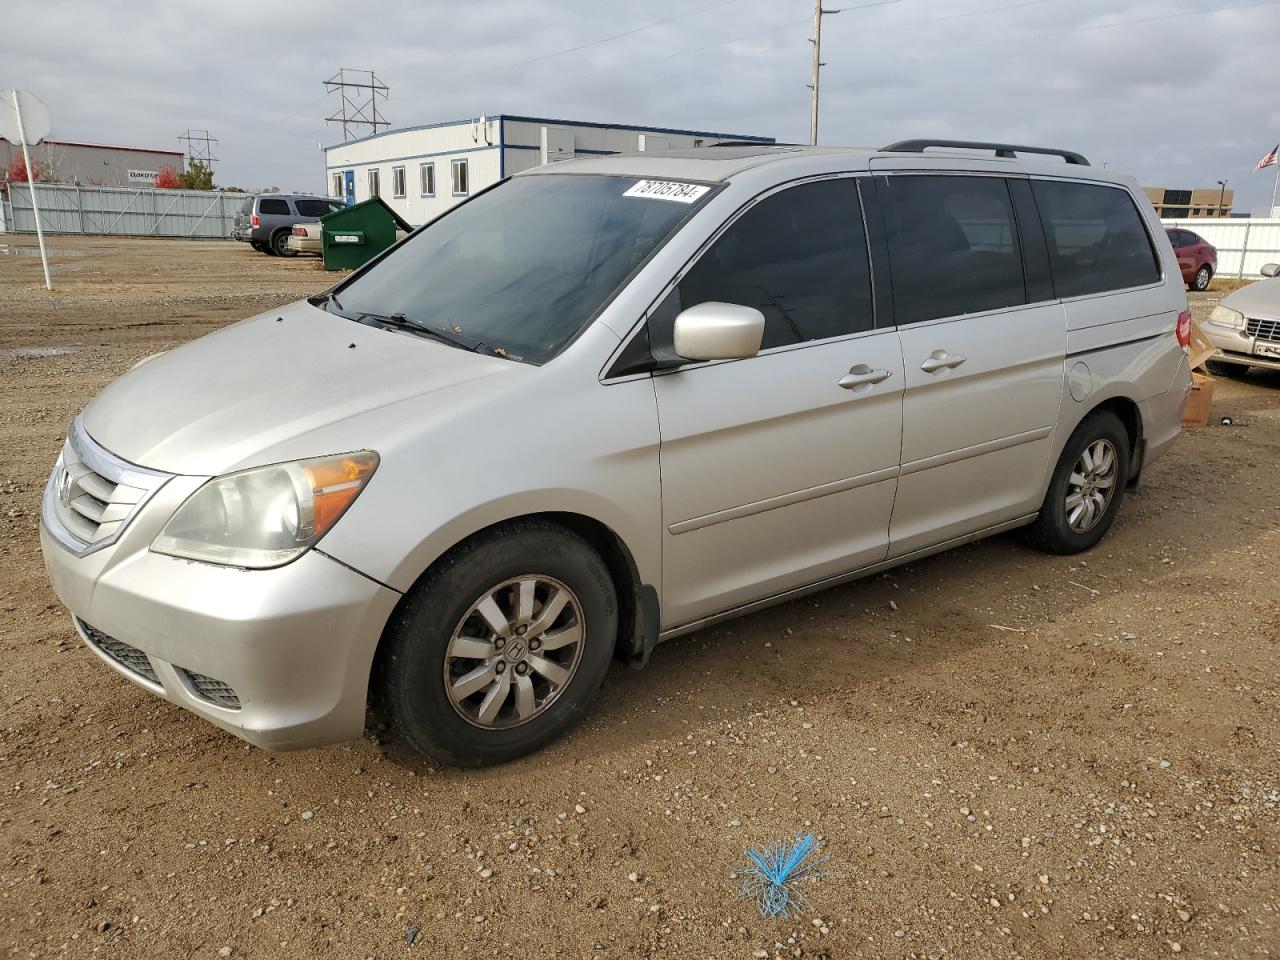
[1273,162,1279,216]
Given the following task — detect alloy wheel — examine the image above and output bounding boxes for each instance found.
[443,576,585,729]
[1065,438,1118,533]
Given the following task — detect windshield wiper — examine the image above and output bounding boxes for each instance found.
[356,311,488,353]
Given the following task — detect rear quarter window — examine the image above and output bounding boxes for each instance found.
[258,198,291,216]
[1032,181,1160,298]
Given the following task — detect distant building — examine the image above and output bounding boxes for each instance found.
[0,138,185,188]
[323,114,774,225]
[1143,185,1233,218]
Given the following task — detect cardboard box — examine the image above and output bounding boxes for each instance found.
[1182,371,1215,428]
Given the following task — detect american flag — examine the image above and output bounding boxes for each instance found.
[1258,144,1279,170]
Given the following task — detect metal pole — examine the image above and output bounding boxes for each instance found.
[12,90,51,290]
[1217,180,1227,218]
[809,0,822,145]
[1272,165,1279,217]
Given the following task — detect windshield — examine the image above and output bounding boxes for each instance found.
[330,174,713,364]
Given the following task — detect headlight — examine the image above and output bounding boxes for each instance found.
[1207,305,1245,329]
[152,451,378,568]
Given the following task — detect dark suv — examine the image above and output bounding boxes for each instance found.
[233,193,345,257]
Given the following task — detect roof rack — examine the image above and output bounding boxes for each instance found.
[707,140,797,148]
[881,139,1089,166]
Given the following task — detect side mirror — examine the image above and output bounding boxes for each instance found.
[1261,263,1280,278]
[673,302,766,362]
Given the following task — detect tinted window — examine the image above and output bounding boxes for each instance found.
[258,198,290,216]
[332,175,709,365]
[1184,231,1202,246]
[678,179,874,349]
[452,159,469,196]
[294,198,332,217]
[1032,180,1160,297]
[881,175,1026,325]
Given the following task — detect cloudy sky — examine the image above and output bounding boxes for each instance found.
[6,0,1280,209]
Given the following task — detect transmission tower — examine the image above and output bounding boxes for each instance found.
[178,129,219,170]
[324,69,390,142]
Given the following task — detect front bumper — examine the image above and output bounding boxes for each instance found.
[1202,319,1280,370]
[40,482,401,750]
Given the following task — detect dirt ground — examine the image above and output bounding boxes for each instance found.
[1,236,1277,960]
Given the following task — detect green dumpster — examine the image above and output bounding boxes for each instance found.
[320,196,414,271]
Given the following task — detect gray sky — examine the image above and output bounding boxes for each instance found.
[6,0,1280,210]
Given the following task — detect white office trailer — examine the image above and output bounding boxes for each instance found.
[323,114,774,226]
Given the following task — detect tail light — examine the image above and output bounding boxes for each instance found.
[251,214,260,228]
[292,226,306,237]
[1176,309,1192,352]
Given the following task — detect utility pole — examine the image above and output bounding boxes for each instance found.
[809,1,840,145]
[178,129,219,173]
[1216,179,1228,217]
[324,69,389,143]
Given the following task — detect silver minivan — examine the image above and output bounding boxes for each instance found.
[40,140,1193,765]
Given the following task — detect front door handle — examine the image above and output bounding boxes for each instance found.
[920,351,967,373]
[838,364,893,389]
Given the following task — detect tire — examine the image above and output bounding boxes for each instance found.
[1024,411,1131,555]
[1191,264,1212,291]
[250,241,267,253]
[374,519,618,766]
[271,230,296,257]
[1206,359,1251,379]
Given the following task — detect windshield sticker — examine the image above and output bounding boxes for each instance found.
[623,180,710,204]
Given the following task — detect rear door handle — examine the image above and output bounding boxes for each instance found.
[920,351,967,373]
[838,364,893,389]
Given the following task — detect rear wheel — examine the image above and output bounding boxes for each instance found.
[250,240,267,253]
[1206,359,1251,379]
[271,230,296,257]
[1024,411,1130,554]
[374,520,617,766]
[1191,264,1212,291]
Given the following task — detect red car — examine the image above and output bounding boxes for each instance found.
[1165,228,1217,291]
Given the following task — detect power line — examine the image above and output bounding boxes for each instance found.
[324,68,390,142]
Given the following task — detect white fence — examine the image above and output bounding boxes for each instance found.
[1161,217,1280,279]
[1,181,244,238]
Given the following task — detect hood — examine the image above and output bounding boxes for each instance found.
[82,299,514,475]
[1221,276,1280,319]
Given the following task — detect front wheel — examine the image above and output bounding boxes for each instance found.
[1191,265,1212,291]
[374,520,617,766]
[1024,411,1130,554]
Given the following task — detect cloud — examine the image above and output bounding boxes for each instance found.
[2,0,1276,207]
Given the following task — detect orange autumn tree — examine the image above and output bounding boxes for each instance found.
[154,165,183,189]
[6,155,47,182]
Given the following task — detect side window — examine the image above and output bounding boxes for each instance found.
[368,169,380,198]
[331,172,343,198]
[258,198,290,216]
[1032,180,1160,297]
[392,165,407,198]
[880,175,1026,326]
[451,159,469,196]
[1184,231,1202,246]
[420,161,435,197]
[677,178,874,349]
[294,198,332,218]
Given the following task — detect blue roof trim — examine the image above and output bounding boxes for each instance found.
[325,113,774,152]
[326,144,497,171]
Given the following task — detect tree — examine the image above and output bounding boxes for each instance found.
[179,160,215,191]
[154,165,183,189]
[6,155,48,182]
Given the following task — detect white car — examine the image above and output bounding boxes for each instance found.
[288,222,411,257]
[1203,263,1280,377]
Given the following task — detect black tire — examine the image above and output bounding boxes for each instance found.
[1024,411,1131,555]
[374,519,617,766]
[1206,359,1251,379]
[1191,264,1212,291]
[271,230,295,257]
[250,240,267,253]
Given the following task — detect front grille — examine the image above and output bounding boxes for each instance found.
[79,620,159,684]
[44,418,170,556]
[179,669,241,709]
[1247,316,1280,343]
